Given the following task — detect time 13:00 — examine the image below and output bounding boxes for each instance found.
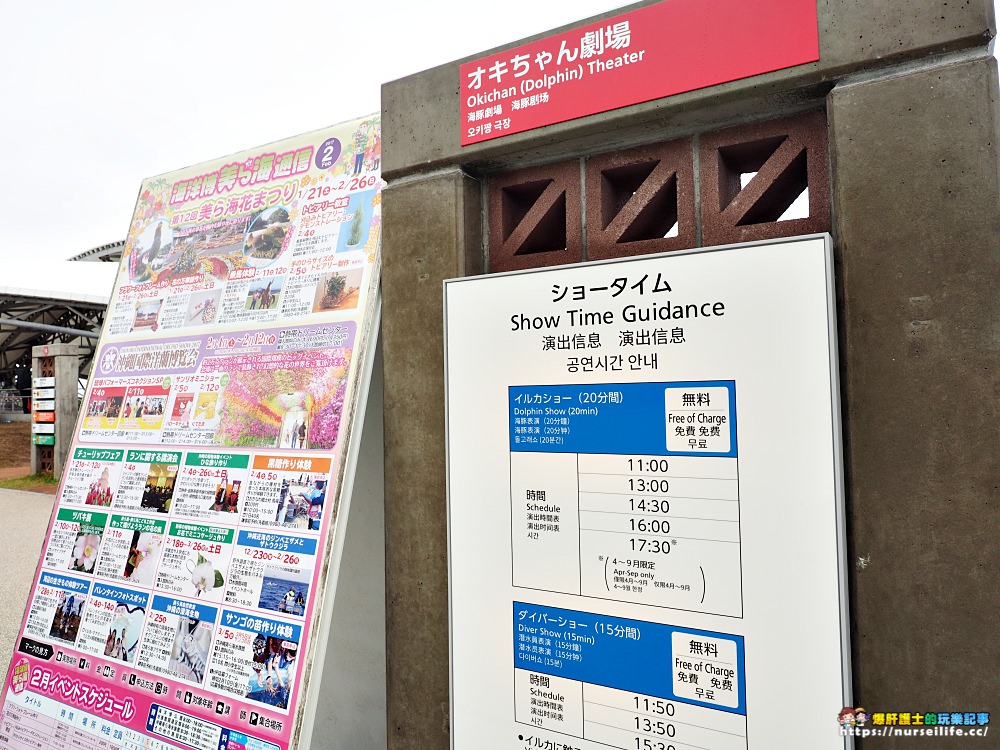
[629,478,669,493]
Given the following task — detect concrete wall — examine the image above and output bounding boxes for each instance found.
[381,1,999,748]
[829,54,1000,713]
[381,171,481,746]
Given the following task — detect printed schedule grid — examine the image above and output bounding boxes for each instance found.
[3,692,175,750]
[512,603,748,750]
[508,382,747,750]
[510,382,743,618]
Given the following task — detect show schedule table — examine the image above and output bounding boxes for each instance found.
[511,381,741,617]
[514,602,746,750]
[445,236,851,750]
[509,382,745,750]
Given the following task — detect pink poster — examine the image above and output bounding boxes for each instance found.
[0,115,382,750]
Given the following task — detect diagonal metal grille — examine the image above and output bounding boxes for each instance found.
[585,139,695,261]
[700,110,830,246]
[485,110,830,272]
[488,161,582,273]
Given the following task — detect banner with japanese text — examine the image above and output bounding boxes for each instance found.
[460,0,819,144]
[0,115,382,750]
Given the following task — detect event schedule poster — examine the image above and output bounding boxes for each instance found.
[444,236,852,750]
[1,115,382,750]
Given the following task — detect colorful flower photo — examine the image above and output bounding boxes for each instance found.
[70,530,102,573]
[217,359,351,449]
[126,218,173,283]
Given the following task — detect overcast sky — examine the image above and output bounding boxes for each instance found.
[2,1,996,273]
[1,1,617,268]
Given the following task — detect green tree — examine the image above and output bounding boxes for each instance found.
[347,206,365,246]
[325,274,346,300]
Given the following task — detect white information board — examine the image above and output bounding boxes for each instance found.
[444,235,851,750]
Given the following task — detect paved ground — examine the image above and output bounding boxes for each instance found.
[0,488,55,678]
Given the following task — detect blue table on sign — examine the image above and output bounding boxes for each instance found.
[509,380,744,619]
[509,381,737,457]
[512,602,749,750]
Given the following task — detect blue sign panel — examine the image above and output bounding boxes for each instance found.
[510,381,737,457]
[514,601,746,715]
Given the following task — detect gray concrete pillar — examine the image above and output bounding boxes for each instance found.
[828,52,1000,723]
[381,168,482,749]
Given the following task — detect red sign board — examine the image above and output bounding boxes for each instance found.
[33,411,55,423]
[460,0,819,145]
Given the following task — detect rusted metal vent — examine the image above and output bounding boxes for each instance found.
[585,140,695,261]
[501,179,567,255]
[486,110,829,271]
[716,135,805,223]
[602,162,670,235]
[488,161,582,273]
[700,111,829,246]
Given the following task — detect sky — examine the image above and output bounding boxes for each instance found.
[0,1,618,272]
[1,1,996,279]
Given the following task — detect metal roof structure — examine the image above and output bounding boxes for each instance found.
[0,248,121,390]
[67,240,125,263]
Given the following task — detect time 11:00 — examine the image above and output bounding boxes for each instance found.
[628,458,669,473]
